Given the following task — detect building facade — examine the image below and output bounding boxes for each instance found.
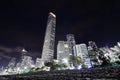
[73,44,92,68]
[88,41,103,66]
[66,34,76,56]
[57,41,72,64]
[42,12,56,62]
[8,57,16,69]
[35,58,44,68]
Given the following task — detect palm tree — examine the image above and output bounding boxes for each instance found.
[88,47,106,67]
[69,55,83,69]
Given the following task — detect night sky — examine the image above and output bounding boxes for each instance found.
[0,0,120,66]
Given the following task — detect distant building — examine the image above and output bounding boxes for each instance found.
[21,48,28,60]
[110,42,120,61]
[102,46,120,63]
[88,41,103,66]
[66,34,76,56]
[57,41,72,64]
[73,44,92,68]
[42,12,56,62]
[8,57,16,69]
[20,48,34,69]
[35,58,44,68]
[21,56,34,69]
[88,41,98,50]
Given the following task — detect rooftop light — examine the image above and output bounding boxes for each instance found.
[49,12,56,18]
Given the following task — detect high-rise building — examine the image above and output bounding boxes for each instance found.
[57,41,72,64]
[35,58,44,68]
[42,12,56,62]
[66,34,76,56]
[66,34,76,47]
[20,48,34,69]
[21,56,34,69]
[88,41,103,66]
[88,41,98,50]
[73,44,92,68]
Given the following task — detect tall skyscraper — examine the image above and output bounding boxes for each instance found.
[42,12,56,62]
[66,34,76,56]
[73,44,92,68]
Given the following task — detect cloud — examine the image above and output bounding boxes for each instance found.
[0,57,2,60]
[0,52,11,60]
[0,46,23,61]
[0,46,24,53]
[0,46,13,53]
[0,45,41,60]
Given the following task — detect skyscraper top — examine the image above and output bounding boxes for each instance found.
[49,12,56,18]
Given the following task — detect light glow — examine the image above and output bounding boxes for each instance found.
[77,65,82,69]
[62,58,68,63]
[49,12,56,18]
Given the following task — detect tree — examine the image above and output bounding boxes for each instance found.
[69,55,83,69]
[44,60,62,70]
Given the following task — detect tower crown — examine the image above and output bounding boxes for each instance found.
[49,12,56,18]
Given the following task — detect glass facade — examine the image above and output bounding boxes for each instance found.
[73,44,92,68]
[57,41,72,64]
[41,12,56,62]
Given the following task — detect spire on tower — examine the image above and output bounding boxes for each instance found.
[21,48,27,53]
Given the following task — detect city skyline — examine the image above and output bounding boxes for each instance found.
[0,12,120,74]
[0,0,120,66]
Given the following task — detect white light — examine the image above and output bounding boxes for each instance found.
[49,12,56,18]
[62,58,68,63]
[24,67,27,69]
[77,65,82,69]
[22,48,27,52]
[31,65,35,67]
[45,40,48,42]
[17,68,20,71]
[64,44,68,48]
[53,60,59,63]
[58,51,63,53]
[43,67,50,71]
[88,65,92,68]
[69,67,75,70]
[117,42,120,47]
